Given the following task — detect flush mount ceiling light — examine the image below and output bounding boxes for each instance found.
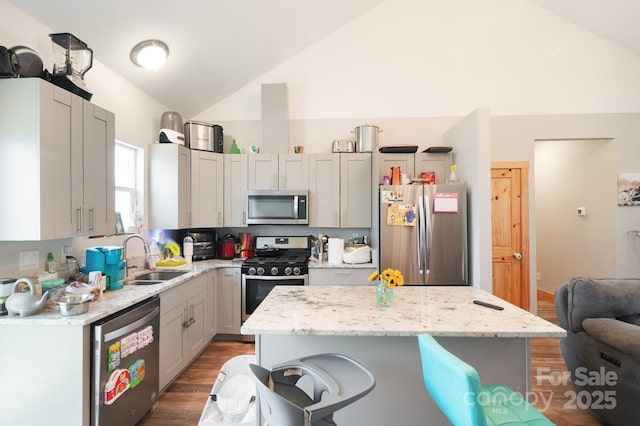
[130,39,169,70]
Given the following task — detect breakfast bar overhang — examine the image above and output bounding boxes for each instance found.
[241,285,566,425]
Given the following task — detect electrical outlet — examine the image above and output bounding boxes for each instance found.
[20,251,39,271]
[61,245,73,260]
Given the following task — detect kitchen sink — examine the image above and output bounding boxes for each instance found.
[134,270,189,281]
[128,280,165,285]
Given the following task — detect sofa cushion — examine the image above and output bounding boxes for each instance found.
[567,277,640,332]
[582,318,640,358]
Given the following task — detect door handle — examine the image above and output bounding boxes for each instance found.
[513,253,522,260]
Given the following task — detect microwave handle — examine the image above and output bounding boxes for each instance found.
[293,195,299,219]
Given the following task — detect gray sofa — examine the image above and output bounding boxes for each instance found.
[555,277,640,425]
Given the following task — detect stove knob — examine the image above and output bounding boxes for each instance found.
[293,266,301,276]
[284,266,292,276]
[270,267,279,276]
[257,267,265,276]
[248,267,257,275]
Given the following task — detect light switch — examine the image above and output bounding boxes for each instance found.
[577,207,586,216]
[20,250,39,271]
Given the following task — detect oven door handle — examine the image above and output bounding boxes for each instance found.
[243,274,307,281]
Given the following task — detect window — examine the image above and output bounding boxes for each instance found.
[115,141,142,232]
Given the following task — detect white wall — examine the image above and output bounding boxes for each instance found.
[196,0,640,126]
[492,114,640,291]
[535,139,616,291]
[444,108,492,292]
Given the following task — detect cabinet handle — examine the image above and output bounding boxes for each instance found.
[76,207,82,232]
[88,208,95,232]
[183,307,189,328]
[242,211,246,225]
[218,212,222,226]
[272,175,277,189]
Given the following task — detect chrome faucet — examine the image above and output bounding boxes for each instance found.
[123,234,150,277]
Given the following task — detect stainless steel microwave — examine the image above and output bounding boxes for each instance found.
[246,190,308,225]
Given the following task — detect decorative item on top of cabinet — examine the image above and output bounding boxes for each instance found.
[0,78,114,240]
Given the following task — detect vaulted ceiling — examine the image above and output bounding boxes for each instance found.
[10,0,640,117]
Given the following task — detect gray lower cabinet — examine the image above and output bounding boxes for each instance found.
[216,267,242,334]
[205,270,216,341]
[309,268,376,286]
[159,273,208,390]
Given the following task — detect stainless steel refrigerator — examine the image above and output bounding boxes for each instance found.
[378,184,467,285]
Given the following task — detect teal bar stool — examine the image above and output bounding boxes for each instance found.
[417,334,554,426]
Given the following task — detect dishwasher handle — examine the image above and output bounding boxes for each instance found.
[103,305,160,342]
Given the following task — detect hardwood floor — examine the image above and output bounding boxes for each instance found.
[140,299,605,425]
[138,340,255,425]
[530,299,604,425]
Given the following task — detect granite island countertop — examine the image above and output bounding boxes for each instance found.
[241,285,566,338]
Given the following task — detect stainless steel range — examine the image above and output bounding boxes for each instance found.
[241,236,309,325]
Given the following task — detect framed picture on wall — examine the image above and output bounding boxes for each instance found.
[617,173,640,206]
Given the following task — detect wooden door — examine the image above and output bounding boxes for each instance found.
[491,162,530,309]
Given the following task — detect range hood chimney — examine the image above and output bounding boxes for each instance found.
[261,83,288,153]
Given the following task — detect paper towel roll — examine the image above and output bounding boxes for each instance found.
[327,238,344,264]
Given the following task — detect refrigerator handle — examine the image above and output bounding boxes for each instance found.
[417,195,426,277]
[425,195,431,281]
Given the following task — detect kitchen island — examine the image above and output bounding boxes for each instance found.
[241,285,565,425]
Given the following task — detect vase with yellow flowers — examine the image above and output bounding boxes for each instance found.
[369,268,404,307]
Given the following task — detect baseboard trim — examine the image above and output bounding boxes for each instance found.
[537,288,555,303]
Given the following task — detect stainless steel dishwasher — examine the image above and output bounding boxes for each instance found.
[91,297,160,425]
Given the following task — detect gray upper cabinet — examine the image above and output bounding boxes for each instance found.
[308,153,371,228]
[308,153,341,227]
[149,144,191,229]
[0,79,114,240]
[82,101,116,237]
[375,152,452,184]
[248,153,308,190]
[191,151,224,227]
[224,154,248,227]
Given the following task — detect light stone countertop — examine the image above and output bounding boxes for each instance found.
[241,285,566,338]
[0,259,238,326]
[307,259,375,269]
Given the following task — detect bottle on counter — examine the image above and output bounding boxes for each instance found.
[45,252,57,273]
[183,236,193,264]
[148,241,162,270]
